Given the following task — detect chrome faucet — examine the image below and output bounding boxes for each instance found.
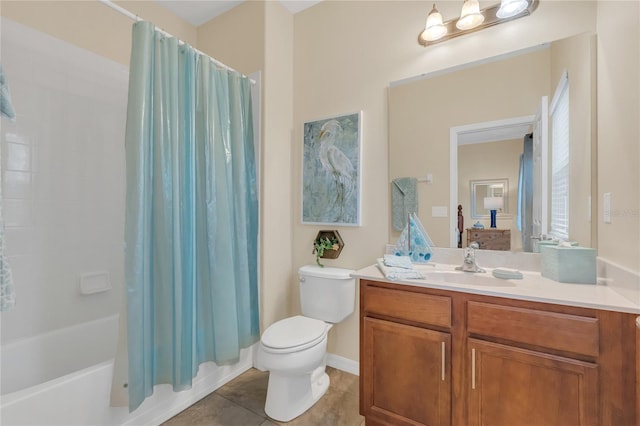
[456,242,486,273]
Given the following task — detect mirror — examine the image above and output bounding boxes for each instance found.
[388,32,596,252]
[470,179,509,219]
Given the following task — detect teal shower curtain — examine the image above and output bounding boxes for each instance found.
[124,21,259,412]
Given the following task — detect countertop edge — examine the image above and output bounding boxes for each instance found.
[353,265,640,315]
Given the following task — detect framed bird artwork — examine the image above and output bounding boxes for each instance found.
[302,111,362,226]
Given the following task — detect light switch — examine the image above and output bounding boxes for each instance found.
[603,193,612,224]
[432,206,448,217]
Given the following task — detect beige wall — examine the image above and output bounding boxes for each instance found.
[459,140,523,251]
[294,0,597,362]
[262,2,295,328]
[596,1,640,272]
[0,0,197,66]
[197,1,265,76]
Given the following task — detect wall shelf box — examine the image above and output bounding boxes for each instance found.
[314,230,345,259]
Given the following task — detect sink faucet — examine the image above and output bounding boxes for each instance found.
[456,242,486,273]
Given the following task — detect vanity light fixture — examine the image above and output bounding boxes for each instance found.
[418,0,538,47]
[421,3,448,42]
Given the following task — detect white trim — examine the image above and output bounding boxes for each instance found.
[326,353,359,376]
[450,128,459,248]
[450,115,536,248]
[549,70,569,114]
[536,96,549,237]
[126,345,256,426]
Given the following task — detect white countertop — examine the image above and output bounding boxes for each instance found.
[353,263,640,315]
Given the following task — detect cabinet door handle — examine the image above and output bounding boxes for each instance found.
[441,341,445,381]
[471,348,476,389]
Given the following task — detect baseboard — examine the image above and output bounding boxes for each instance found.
[326,353,359,376]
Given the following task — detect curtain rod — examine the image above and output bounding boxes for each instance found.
[98,0,256,85]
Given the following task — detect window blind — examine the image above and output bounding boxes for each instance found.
[549,71,569,240]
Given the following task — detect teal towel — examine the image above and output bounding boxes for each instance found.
[391,177,418,231]
[383,254,413,269]
[376,258,425,281]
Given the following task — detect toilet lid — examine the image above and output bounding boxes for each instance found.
[261,316,328,351]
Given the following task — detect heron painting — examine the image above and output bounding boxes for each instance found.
[302,112,362,226]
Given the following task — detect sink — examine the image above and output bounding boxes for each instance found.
[420,270,517,287]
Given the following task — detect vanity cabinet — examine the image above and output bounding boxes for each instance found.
[362,318,451,426]
[360,279,637,426]
[360,284,452,425]
[467,338,598,426]
[466,301,600,426]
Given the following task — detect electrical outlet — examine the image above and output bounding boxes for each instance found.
[603,193,612,224]
[432,206,448,217]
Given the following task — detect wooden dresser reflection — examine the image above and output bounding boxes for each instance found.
[467,228,511,251]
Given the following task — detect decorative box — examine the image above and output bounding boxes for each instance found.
[534,240,578,253]
[540,245,596,284]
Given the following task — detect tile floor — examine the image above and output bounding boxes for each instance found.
[162,367,365,426]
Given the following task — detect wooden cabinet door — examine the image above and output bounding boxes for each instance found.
[468,338,598,426]
[362,317,451,426]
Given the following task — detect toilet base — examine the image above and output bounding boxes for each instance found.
[264,365,330,422]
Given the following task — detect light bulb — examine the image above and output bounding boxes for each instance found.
[422,3,447,42]
[497,0,529,18]
[456,0,485,30]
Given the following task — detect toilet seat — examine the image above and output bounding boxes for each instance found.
[261,316,328,354]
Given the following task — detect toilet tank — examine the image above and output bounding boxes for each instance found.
[298,265,356,323]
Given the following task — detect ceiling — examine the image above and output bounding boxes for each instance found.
[154,1,323,26]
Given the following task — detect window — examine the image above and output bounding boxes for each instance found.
[549,71,569,240]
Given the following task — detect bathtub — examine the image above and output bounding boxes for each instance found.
[1,315,120,396]
[1,315,255,425]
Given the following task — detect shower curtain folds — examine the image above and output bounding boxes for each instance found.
[124,21,258,412]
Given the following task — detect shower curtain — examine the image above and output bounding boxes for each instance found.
[124,21,259,412]
[517,133,533,251]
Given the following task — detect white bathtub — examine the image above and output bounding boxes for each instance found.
[1,315,120,396]
[0,315,255,426]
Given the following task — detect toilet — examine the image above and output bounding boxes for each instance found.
[257,265,356,422]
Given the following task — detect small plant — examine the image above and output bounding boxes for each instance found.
[313,236,340,267]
